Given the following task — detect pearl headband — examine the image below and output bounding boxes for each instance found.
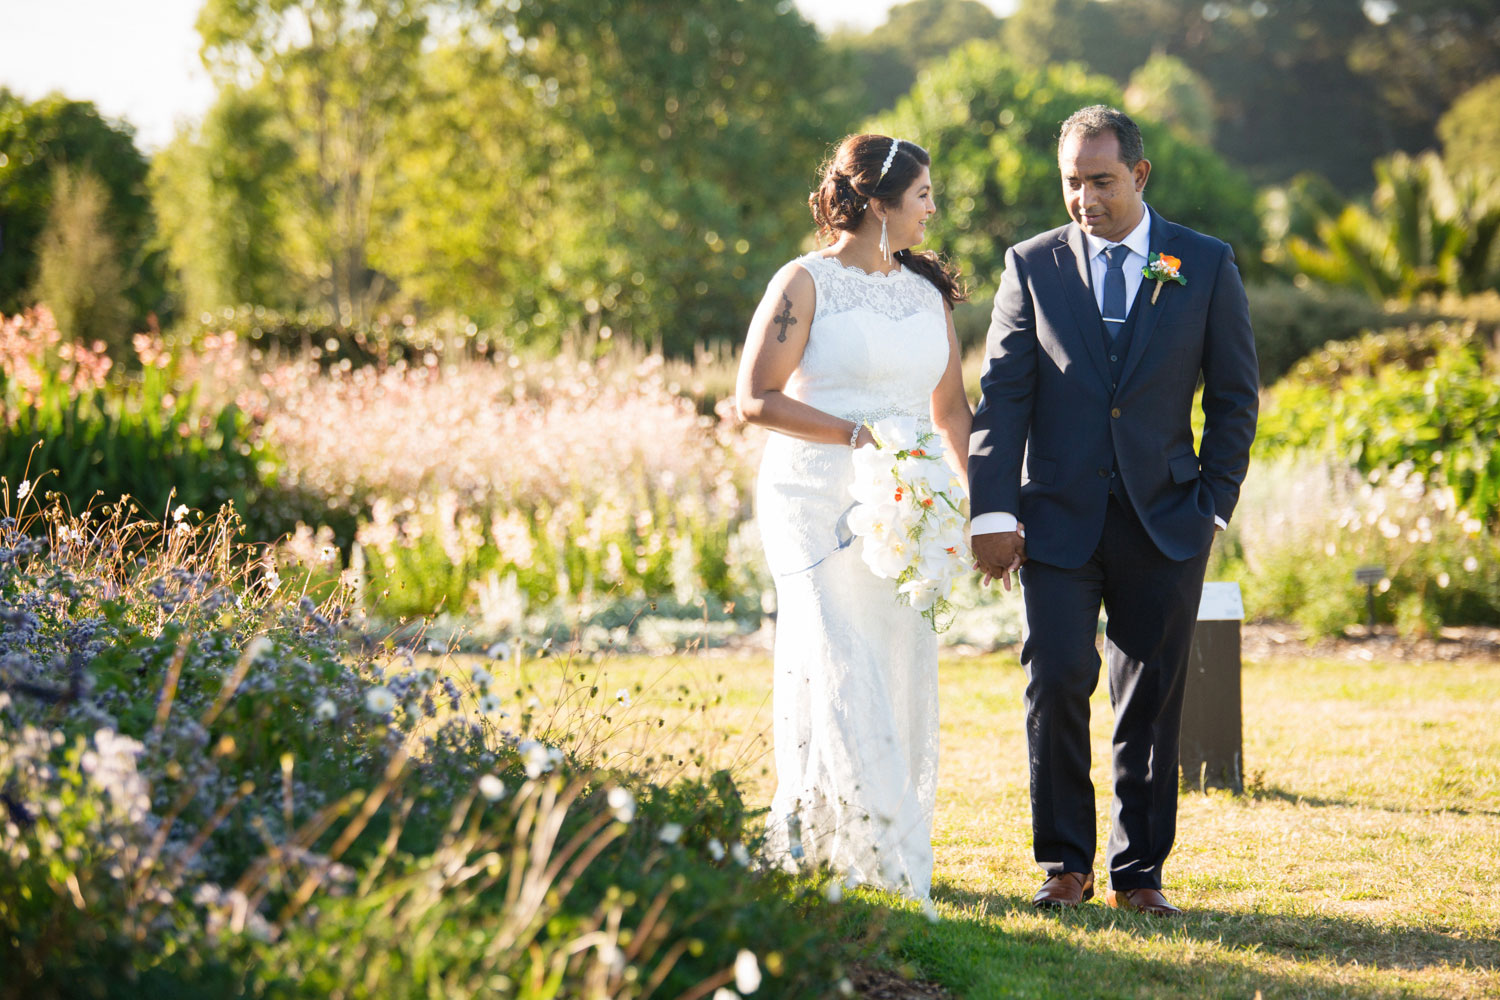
[877,138,901,184]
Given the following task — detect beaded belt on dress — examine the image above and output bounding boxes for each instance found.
[842,406,930,428]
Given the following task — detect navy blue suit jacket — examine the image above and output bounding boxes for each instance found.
[968,208,1259,568]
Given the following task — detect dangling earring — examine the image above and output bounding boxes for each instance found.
[879,216,890,262]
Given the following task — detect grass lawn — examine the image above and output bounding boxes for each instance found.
[482,644,1500,999]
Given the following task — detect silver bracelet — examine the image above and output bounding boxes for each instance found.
[848,422,862,448]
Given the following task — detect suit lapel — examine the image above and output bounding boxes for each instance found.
[1052,225,1112,391]
[1117,207,1177,390]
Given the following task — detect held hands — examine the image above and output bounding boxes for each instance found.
[972,527,1026,591]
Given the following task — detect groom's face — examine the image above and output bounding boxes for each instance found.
[1058,131,1150,244]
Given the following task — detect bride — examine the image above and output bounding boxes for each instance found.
[735,134,972,899]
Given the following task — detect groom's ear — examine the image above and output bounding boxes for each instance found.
[1133,158,1152,193]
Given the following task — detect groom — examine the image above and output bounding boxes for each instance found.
[968,106,1258,916]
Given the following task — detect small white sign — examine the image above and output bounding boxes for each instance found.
[1197,581,1244,621]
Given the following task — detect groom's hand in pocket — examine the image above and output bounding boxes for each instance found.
[973,527,1027,591]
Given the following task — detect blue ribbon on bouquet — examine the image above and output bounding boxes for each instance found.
[780,503,857,577]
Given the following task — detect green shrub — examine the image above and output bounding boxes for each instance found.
[1255,320,1500,525]
[1244,281,1423,383]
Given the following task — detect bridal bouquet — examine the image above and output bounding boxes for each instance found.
[846,416,970,630]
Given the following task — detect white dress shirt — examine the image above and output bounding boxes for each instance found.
[972,209,1225,537]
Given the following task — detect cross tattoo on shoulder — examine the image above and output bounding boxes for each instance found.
[773,293,797,343]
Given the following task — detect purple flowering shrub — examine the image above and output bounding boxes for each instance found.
[0,494,855,998]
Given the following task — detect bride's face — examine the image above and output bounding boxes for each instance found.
[879,165,936,253]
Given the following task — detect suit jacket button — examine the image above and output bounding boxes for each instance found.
[1097,468,1108,478]
[1111,407,1121,418]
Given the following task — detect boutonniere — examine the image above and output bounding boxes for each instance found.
[1143,252,1186,304]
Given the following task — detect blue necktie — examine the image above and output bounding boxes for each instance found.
[1102,244,1129,339]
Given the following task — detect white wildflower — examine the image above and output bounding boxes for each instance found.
[658,822,683,845]
[825,879,843,903]
[468,664,492,689]
[486,640,512,659]
[16,480,30,500]
[607,786,635,823]
[478,693,503,715]
[364,686,396,714]
[518,740,558,778]
[712,990,739,1000]
[614,687,632,707]
[1464,556,1479,573]
[478,775,507,801]
[313,699,336,721]
[729,841,750,867]
[245,637,274,662]
[173,504,189,522]
[1437,572,1450,588]
[707,838,725,861]
[734,949,762,993]
[838,978,855,996]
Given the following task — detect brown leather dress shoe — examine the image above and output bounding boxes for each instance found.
[1105,887,1183,917]
[1032,871,1095,909]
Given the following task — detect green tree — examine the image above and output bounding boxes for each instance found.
[369,0,853,350]
[1004,0,1130,76]
[32,169,131,349]
[836,0,1003,115]
[1286,151,1500,299]
[1124,53,1215,147]
[195,0,432,323]
[1437,74,1500,174]
[150,84,297,316]
[879,42,1260,294]
[0,89,155,319]
[176,0,850,350]
[1350,1,1500,148]
[999,0,1500,187]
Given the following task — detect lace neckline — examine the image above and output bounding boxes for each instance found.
[806,253,906,281]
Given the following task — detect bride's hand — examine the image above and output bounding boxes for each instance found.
[972,522,1027,590]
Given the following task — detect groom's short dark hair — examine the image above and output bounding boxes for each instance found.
[1058,106,1145,169]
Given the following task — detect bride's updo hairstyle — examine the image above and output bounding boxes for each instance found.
[809,133,967,308]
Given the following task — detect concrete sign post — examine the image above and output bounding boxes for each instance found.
[1181,582,1245,794]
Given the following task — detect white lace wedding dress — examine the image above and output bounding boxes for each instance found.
[756,251,951,899]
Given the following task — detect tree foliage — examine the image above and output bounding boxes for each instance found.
[160,0,853,352]
[1000,0,1500,188]
[834,0,1003,116]
[195,0,433,324]
[1124,54,1215,148]
[149,85,297,317]
[0,90,156,319]
[879,43,1260,294]
[1286,151,1500,300]
[32,170,131,351]
[1437,74,1500,174]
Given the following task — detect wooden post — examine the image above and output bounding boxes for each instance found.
[1180,582,1244,794]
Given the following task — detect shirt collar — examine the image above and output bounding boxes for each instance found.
[1083,207,1151,261]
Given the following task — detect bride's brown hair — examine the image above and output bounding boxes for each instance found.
[809,133,968,308]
